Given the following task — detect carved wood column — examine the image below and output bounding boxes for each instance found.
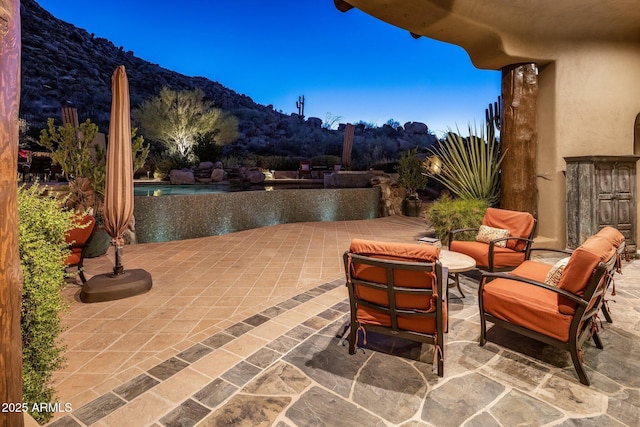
[500,63,538,218]
[0,1,24,426]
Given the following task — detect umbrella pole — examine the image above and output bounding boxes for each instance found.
[113,243,124,275]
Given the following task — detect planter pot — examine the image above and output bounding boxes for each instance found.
[85,226,111,258]
[403,198,422,217]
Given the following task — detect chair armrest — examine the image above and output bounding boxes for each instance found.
[529,247,574,255]
[487,237,535,270]
[489,236,534,249]
[480,271,588,307]
[449,228,479,244]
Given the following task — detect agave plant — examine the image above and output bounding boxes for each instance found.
[423,124,506,205]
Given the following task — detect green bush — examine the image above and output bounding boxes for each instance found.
[397,148,429,199]
[427,195,488,245]
[154,150,195,179]
[18,184,78,424]
[310,155,341,168]
[192,131,223,163]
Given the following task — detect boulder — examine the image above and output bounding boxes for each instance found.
[307,117,323,128]
[210,168,225,182]
[169,169,195,185]
[245,169,265,183]
[404,122,429,135]
[198,161,215,169]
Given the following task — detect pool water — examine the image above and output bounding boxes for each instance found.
[133,183,322,196]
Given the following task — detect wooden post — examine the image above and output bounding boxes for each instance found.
[0,1,24,426]
[500,63,538,218]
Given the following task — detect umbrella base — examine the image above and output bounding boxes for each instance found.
[80,269,152,303]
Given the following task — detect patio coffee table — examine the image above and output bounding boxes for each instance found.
[439,249,476,298]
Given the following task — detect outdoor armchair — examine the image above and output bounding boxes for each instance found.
[343,239,446,377]
[65,214,96,284]
[449,207,537,272]
[478,233,619,386]
[298,159,312,179]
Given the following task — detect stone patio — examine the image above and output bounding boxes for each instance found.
[44,217,640,426]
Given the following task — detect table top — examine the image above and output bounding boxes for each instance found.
[439,249,476,273]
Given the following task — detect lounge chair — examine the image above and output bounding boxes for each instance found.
[343,239,446,377]
[478,232,620,385]
[449,207,537,272]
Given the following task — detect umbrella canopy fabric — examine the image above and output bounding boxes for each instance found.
[342,123,355,167]
[103,65,133,272]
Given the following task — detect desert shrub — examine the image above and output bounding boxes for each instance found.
[153,151,196,179]
[424,124,505,205]
[427,194,488,245]
[18,184,78,424]
[255,156,300,171]
[350,135,399,170]
[192,131,223,163]
[310,155,341,168]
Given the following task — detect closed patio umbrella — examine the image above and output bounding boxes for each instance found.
[342,123,355,167]
[103,65,133,275]
[81,65,152,302]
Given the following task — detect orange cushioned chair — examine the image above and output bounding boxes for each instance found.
[65,214,96,284]
[511,226,627,324]
[449,207,537,272]
[343,239,446,377]
[478,233,619,386]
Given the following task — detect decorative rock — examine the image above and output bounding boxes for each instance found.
[198,161,214,169]
[370,174,405,216]
[169,169,195,185]
[210,168,225,182]
[245,169,265,183]
[404,121,429,134]
[306,117,323,128]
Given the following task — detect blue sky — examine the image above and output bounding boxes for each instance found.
[36,0,500,136]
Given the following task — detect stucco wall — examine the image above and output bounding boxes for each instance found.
[536,42,640,247]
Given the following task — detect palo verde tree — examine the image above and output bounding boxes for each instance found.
[132,87,239,159]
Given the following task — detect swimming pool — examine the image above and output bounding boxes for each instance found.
[133,186,380,243]
[133,182,323,196]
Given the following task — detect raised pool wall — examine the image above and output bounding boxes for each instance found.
[133,187,381,243]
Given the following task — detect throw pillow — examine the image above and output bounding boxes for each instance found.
[544,257,570,287]
[476,225,510,248]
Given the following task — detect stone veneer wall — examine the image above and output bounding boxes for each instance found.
[134,187,380,243]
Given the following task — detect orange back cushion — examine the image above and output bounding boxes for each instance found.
[595,226,625,248]
[348,239,439,310]
[556,235,615,314]
[483,208,535,251]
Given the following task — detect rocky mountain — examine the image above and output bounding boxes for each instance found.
[19,0,437,162]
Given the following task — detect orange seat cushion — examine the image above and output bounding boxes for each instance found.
[482,277,573,341]
[449,240,526,269]
[483,208,535,251]
[348,239,444,333]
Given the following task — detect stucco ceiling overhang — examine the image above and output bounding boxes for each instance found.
[334,0,640,69]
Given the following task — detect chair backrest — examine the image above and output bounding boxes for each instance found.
[65,214,96,266]
[299,159,311,171]
[345,239,444,334]
[557,234,616,314]
[482,207,536,251]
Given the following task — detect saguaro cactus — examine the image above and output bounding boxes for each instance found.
[485,96,502,141]
[296,95,305,119]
